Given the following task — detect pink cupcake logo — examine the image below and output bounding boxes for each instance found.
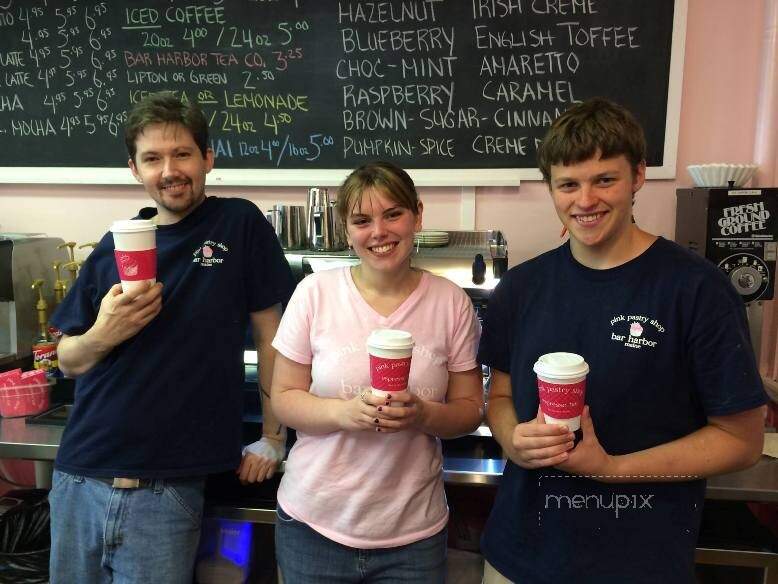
[192,240,228,268]
[118,254,138,276]
[629,322,643,337]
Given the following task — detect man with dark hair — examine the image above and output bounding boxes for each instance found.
[479,97,767,583]
[48,91,296,583]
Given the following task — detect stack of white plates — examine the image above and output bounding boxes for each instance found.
[414,230,449,247]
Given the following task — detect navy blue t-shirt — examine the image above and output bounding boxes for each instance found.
[51,196,296,478]
[478,238,766,583]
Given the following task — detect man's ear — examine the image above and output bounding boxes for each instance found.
[632,161,647,194]
[128,158,142,182]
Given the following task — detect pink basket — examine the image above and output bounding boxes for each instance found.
[0,369,51,418]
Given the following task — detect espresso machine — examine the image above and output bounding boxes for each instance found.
[0,234,70,369]
[283,229,508,306]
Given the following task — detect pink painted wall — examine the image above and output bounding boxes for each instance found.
[0,0,768,266]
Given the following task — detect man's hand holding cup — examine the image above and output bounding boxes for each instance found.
[91,281,163,349]
[85,218,163,350]
[509,405,575,469]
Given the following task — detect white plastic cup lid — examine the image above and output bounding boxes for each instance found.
[110,219,156,233]
[366,329,414,350]
[533,352,589,380]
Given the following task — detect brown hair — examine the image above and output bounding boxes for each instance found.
[337,161,420,225]
[124,91,209,163]
[537,97,647,183]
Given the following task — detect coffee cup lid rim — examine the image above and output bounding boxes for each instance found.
[533,352,589,379]
[366,329,414,349]
[111,219,156,233]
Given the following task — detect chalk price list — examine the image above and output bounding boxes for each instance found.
[1,2,122,138]
[123,3,330,163]
[0,0,669,169]
[473,0,640,158]
[335,0,642,163]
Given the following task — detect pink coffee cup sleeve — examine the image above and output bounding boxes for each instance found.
[537,378,586,419]
[114,249,156,281]
[369,354,412,392]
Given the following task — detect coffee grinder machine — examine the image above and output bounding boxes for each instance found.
[0,234,70,369]
[675,186,778,355]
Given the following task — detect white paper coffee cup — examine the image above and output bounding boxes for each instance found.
[533,352,589,431]
[366,329,414,406]
[111,219,157,293]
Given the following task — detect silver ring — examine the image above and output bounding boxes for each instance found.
[360,388,370,404]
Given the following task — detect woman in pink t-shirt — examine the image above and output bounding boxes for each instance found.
[271,161,484,584]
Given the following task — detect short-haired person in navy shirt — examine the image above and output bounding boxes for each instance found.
[478,98,767,583]
[48,92,296,583]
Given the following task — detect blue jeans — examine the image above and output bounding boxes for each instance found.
[48,470,205,584]
[275,505,447,584]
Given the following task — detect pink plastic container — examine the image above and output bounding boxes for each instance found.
[0,369,51,418]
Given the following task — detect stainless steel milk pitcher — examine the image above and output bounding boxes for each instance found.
[307,188,345,251]
[266,204,307,250]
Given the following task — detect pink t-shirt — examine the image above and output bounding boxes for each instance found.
[273,267,480,548]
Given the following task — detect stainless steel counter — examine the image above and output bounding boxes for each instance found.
[0,417,63,488]
[705,457,778,502]
[0,417,62,460]
[1,417,777,502]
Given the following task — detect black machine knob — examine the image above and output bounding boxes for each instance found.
[472,254,486,285]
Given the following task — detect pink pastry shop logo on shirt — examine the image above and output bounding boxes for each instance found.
[192,240,229,267]
[609,313,665,350]
[340,380,437,400]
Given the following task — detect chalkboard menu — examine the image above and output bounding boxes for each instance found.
[0,0,684,185]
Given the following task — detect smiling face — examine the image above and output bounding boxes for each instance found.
[550,152,645,264]
[345,187,422,277]
[128,122,214,225]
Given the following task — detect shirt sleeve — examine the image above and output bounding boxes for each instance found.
[687,278,767,417]
[447,288,481,372]
[271,275,316,365]
[244,204,297,313]
[49,239,112,336]
[476,270,517,373]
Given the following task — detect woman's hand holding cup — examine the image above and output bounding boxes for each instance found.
[338,389,404,434]
[372,390,425,432]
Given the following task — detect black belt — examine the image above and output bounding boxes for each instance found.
[93,477,156,489]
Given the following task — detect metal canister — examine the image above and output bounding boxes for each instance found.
[278,205,307,250]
